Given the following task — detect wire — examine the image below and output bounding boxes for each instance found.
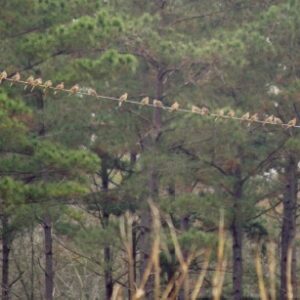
[2,75,300,129]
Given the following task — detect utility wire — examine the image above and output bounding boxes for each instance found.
[1,74,299,129]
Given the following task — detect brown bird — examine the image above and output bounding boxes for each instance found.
[273,117,283,125]
[263,115,275,125]
[286,117,297,128]
[170,101,179,112]
[24,75,34,90]
[140,97,149,106]
[218,109,225,117]
[250,113,258,122]
[119,92,128,106]
[70,84,80,94]
[241,112,250,120]
[10,72,21,86]
[153,99,163,108]
[54,82,64,94]
[0,71,7,84]
[200,107,209,115]
[87,88,98,97]
[31,78,43,92]
[227,110,235,117]
[191,105,202,114]
[43,80,53,92]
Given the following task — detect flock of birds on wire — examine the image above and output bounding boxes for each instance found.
[0,70,298,129]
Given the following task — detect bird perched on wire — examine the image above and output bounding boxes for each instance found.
[250,113,258,122]
[286,117,297,128]
[227,110,235,117]
[273,116,283,125]
[191,105,202,114]
[200,107,209,115]
[54,82,64,94]
[9,72,21,86]
[87,88,97,97]
[140,97,149,106]
[43,80,53,92]
[241,112,250,121]
[119,93,128,106]
[153,99,163,108]
[0,71,7,84]
[170,101,179,112]
[263,115,275,125]
[31,78,43,92]
[24,76,34,90]
[70,84,80,94]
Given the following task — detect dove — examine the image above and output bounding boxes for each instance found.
[54,82,64,94]
[273,117,283,125]
[140,97,149,106]
[87,88,97,97]
[241,112,250,120]
[191,105,202,114]
[286,118,297,128]
[10,72,21,86]
[119,93,128,106]
[24,76,34,90]
[170,101,179,112]
[200,107,209,115]
[43,80,53,92]
[70,84,80,94]
[250,113,258,122]
[227,110,235,117]
[218,109,225,116]
[153,99,163,108]
[31,78,43,92]
[263,115,275,125]
[0,71,7,84]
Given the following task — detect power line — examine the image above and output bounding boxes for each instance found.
[1,72,299,129]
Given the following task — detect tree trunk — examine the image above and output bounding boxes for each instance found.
[139,70,164,298]
[231,181,243,300]
[43,214,54,300]
[2,216,10,300]
[280,155,297,300]
[101,155,114,300]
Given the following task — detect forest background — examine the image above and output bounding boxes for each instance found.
[1,0,300,299]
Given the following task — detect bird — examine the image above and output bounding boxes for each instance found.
[200,107,209,115]
[87,88,97,97]
[31,78,42,92]
[24,76,34,90]
[263,115,275,125]
[43,80,53,92]
[218,109,225,116]
[9,72,21,86]
[286,117,297,128]
[250,113,259,122]
[273,117,283,125]
[0,71,7,84]
[119,92,128,106]
[70,84,80,94]
[170,101,179,112]
[140,97,149,106]
[227,110,235,117]
[241,112,250,120]
[191,105,202,114]
[54,82,64,94]
[153,99,163,108]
